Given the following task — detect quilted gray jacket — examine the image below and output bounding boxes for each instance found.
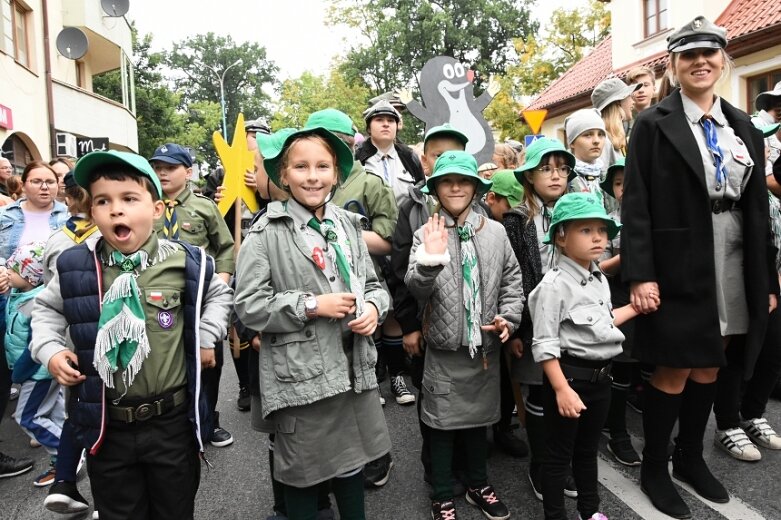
[405,213,524,353]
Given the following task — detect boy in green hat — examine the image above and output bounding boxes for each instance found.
[485,169,523,221]
[528,192,647,520]
[406,150,523,520]
[30,150,233,518]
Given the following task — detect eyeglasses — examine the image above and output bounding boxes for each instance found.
[535,165,572,177]
[27,179,58,188]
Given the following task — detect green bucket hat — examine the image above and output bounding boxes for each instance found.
[759,122,781,138]
[600,157,626,198]
[73,150,163,199]
[260,126,355,188]
[424,123,469,147]
[543,192,621,244]
[514,137,576,184]
[305,108,356,137]
[489,170,523,207]
[422,150,492,196]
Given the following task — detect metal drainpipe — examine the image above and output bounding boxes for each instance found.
[41,0,57,159]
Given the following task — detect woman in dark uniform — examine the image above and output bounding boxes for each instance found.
[621,16,778,520]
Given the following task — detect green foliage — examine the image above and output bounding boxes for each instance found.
[165,33,278,139]
[328,0,539,95]
[271,69,371,131]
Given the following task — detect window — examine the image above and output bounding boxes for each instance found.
[747,68,781,113]
[644,0,669,38]
[0,0,30,67]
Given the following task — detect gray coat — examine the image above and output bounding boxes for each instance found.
[234,201,389,419]
[405,212,524,353]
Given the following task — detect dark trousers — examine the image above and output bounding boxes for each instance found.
[430,427,487,501]
[230,342,250,389]
[88,402,200,520]
[542,374,611,520]
[497,350,515,429]
[378,335,406,377]
[54,418,80,482]
[201,341,224,428]
[0,333,10,426]
[283,472,364,520]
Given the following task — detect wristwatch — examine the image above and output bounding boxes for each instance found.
[304,294,318,320]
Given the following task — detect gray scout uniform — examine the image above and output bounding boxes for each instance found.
[530,255,624,363]
[681,93,755,336]
[406,209,523,430]
[234,199,391,487]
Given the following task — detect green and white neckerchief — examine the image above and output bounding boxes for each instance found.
[457,221,482,359]
[307,216,365,317]
[94,240,178,395]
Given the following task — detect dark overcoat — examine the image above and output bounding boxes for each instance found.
[621,89,778,377]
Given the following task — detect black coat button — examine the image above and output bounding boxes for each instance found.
[305,330,313,338]
[329,276,336,282]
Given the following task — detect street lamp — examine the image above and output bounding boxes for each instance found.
[206,58,242,137]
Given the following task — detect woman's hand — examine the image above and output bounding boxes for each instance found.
[556,385,587,419]
[422,214,448,255]
[348,303,379,336]
[316,293,357,319]
[630,281,660,314]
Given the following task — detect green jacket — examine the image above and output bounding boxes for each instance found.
[234,201,389,419]
[155,188,235,274]
[331,162,398,241]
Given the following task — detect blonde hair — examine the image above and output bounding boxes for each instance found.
[601,103,627,155]
[627,66,654,84]
[278,135,338,188]
[493,143,520,169]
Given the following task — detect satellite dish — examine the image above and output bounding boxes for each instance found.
[100,0,129,17]
[56,27,89,60]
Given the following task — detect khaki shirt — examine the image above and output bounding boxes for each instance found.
[529,255,624,362]
[331,162,398,241]
[101,234,187,400]
[155,188,235,274]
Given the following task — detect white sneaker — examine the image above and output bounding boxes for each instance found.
[30,439,41,448]
[76,449,87,475]
[9,386,19,401]
[93,511,99,519]
[378,389,385,407]
[714,427,761,461]
[741,417,781,450]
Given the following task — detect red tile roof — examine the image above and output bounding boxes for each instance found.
[526,0,781,116]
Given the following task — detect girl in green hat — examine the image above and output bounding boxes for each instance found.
[406,150,523,520]
[504,136,577,500]
[234,126,391,520]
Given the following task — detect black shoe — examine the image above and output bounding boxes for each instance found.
[672,449,729,503]
[0,451,33,478]
[528,470,543,501]
[237,386,251,411]
[493,425,529,458]
[363,453,393,488]
[431,500,457,520]
[390,375,416,405]
[608,435,642,466]
[44,481,90,513]
[641,463,691,519]
[564,474,578,499]
[210,411,234,447]
[465,485,510,520]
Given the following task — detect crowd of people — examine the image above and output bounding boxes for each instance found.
[1,13,781,520]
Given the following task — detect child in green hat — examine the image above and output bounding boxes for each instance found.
[406,150,523,520]
[484,169,523,221]
[528,192,648,520]
[234,125,391,520]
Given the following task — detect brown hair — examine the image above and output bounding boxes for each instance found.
[278,135,338,189]
[601,103,627,155]
[493,143,520,169]
[49,157,74,169]
[65,184,92,216]
[21,161,58,183]
[520,152,569,224]
[5,176,22,200]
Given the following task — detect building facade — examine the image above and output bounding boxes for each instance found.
[1,0,137,173]
[527,0,781,143]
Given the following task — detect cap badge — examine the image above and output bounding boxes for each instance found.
[161,146,168,153]
[693,19,703,29]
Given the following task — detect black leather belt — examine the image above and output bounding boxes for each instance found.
[711,199,736,214]
[560,361,612,383]
[108,387,187,423]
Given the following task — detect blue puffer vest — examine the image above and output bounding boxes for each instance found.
[56,239,214,454]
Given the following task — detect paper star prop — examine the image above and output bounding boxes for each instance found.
[213,113,259,216]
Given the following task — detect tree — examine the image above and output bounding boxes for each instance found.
[92,27,221,161]
[328,0,539,96]
[271,69,371,131]
[165,33,278,140]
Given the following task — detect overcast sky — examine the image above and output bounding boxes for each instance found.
[130,0,575,81]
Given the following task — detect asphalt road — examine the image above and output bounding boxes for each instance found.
[2,342,781,519]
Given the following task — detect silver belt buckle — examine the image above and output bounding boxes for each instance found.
[134,403,154,421]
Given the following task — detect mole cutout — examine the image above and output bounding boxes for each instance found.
[404,56,496,165]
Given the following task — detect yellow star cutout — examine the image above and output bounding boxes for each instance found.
[213,113,259,216]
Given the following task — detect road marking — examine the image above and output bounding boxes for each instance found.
[597,455,666,519]
[673,477,767,520]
